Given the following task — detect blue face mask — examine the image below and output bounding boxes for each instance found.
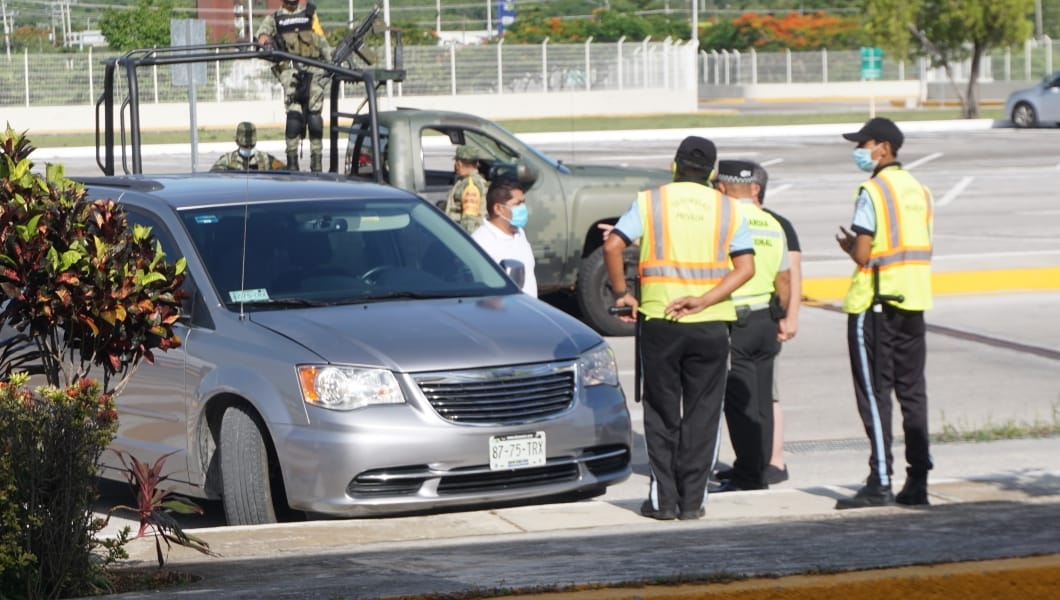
[852,147,878,172]
[506,203,529,228]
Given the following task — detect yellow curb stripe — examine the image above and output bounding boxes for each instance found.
[803,267,1060,302]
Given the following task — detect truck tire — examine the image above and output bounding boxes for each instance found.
[576,246,638,337]
[220,404,279,525]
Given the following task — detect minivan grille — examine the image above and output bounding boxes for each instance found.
[414,364,576,425]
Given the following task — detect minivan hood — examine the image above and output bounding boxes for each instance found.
[248,294,603,372]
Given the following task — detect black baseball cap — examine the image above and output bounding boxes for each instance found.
[842,117,904,152]
[674,136,717,172]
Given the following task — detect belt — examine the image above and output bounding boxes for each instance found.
[734,302,770,317]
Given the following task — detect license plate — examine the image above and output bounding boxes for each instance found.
[488,432,546,470]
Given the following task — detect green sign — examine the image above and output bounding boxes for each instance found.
[860,46,883,80]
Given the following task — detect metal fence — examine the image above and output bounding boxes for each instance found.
[1,38,1057,108]
[702,37,1059,85]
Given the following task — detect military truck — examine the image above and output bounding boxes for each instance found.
[342,110,669,336]
[94,14,666,336]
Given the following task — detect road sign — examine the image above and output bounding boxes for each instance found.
[860,46,883,81]
[170,19,207,87]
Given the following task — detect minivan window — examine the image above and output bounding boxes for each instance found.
[179,197,515,309]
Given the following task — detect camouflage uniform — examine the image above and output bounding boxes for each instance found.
[444,146,488,234]
[210,150,285,172]
[257,1,333,172]
[210,122,285,171]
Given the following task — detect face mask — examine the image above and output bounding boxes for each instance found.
[852,147,878,172]
[505,203,529,228]
[238,147,254,159]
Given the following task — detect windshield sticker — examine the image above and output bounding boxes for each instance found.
[229,288,270,303]
[195,215,220,224]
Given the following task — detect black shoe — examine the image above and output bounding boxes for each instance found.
[710,479,753,493]
[678,506,705,520]
[896,474,930,506]
[765,465,789,485]
[835,482,895,510]
[639,500,677,521]
[286,151,299,171]
[713,468,735,482]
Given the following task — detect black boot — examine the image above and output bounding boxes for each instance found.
[310,153,322,173]
[896,471,929,506]
[286,151,299,171]
[835,478,894,510]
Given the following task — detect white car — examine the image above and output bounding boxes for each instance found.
[1004,70,1060,128]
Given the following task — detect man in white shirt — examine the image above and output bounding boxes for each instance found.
[471,178,538,296]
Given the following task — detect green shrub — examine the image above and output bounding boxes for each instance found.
[0,374,124,600]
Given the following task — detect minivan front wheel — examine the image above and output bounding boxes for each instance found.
[1012,102,1038,128]
[220,404,278,525]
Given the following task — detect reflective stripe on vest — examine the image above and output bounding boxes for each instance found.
[843,168,934,313]
[731,201,786,307]
[637,183,739,322]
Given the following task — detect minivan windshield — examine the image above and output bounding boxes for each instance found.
[180,197,516,310]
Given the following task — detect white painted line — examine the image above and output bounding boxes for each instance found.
[936,176,973,208]
[768,183,793,196]
[761,158,784,167]
[905,152,943,170]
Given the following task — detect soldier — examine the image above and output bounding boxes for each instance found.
[444,146,489,234]
[210,122,284,172]
[257,0,333,172]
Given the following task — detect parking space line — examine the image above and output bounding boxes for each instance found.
[768,183,793,196]
[761,158,784,167]
[936,175,973,208]
[905,152,943,170]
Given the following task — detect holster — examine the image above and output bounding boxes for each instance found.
[292,70,311,104]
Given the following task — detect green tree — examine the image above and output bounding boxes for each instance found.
[98,0,175,51]
[865,0,1034,118]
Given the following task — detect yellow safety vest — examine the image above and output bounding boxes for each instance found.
[843,167,934,314]
[731,199,786,307]
[637,182,740,323]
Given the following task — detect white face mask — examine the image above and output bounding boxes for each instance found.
[238,147,254,159]
[852,147,878,172]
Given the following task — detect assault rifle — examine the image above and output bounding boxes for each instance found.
[332,4,383,67]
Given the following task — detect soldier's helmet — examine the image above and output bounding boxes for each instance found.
[454,146,479,162]
[236,122,257,148]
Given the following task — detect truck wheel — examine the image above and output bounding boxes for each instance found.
[220,404,279,525]
[576,246,637,337]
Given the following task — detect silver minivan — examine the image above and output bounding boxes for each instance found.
[80,173,632,526]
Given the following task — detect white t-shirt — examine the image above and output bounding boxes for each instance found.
[471,221,538,297]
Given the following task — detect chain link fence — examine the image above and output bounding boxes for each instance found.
[1,38,1056,108]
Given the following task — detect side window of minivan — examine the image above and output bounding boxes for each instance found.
[125,210,209,329]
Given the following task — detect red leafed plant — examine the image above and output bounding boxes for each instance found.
[109,449,219,567]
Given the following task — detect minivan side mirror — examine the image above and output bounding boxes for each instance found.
[499,259,526,289]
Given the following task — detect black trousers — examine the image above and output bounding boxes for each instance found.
[847,306,932,488]
[640,318,730,514]
[724,308,782,489]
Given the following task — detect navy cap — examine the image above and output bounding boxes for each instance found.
[842,117,904,152]
[674,136,717,172]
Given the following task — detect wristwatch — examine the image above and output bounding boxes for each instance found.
[610,287,629,300]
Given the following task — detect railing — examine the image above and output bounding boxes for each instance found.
[701,37,1058,85]
[1,38,1056,108]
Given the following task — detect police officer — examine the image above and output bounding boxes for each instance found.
[444,146,489,234]
[711,160,790,493]
[834,117,934,509]
[210,122,284,172]
[257,0,333,172]
[603,136,754,521]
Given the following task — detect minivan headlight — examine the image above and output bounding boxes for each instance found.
[297,365,405,411]
[578,345,619,387]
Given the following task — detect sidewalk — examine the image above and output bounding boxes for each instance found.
[96,436,1060,599]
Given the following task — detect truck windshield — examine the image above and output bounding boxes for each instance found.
[180,197,517,310]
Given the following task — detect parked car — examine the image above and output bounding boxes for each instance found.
[76,172,633,526]
[1004,70,1060,128]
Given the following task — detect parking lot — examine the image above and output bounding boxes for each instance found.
[58,123,1060,597]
